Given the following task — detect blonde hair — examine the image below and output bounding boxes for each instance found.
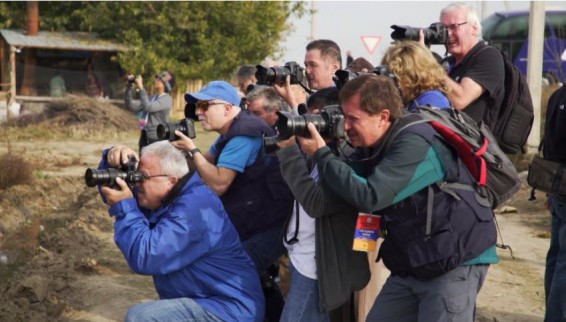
[381,41,449,105]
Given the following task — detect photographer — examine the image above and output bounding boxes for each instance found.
[275,87,370,321]
[274,39,341,111]
[381,41,450,111]
[439,3,504,129]
[297,74,497,321]
[96,141,264,322]
[125,71,174,152]
[234,64,257,96]
[171,81,294,321]
[246,85,289,127]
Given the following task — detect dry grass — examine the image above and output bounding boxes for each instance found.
[0,153,34,190]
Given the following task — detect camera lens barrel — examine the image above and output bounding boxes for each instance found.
[85,168,124,187]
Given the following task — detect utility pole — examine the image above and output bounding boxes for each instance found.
[309,0,316,42]
[526,1,545,150]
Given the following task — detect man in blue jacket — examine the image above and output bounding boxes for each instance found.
[99,141,264,322]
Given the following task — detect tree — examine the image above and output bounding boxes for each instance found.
[1,2,305,83]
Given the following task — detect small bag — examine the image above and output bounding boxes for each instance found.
[527,100,566,199]
[527,156,566,197]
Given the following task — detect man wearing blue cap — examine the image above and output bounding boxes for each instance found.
[172,80,293,321]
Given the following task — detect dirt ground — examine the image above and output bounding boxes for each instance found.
[0,97,550,322]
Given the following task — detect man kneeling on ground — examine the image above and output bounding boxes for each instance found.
[97,140,264,322]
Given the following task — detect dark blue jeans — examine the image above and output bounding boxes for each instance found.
[242,224,286,322]
[545,195,566,322]
[241,224,286,274]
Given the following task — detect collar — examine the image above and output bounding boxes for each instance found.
[160,168,196,206]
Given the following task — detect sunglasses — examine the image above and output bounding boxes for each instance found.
[196,101,226,111]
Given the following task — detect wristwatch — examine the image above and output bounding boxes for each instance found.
[186,148,201,160]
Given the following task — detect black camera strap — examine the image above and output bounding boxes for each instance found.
[283,200,300,245]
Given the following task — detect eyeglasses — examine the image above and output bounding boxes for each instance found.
[196,101,226,111]
[444,21,467,31]
[142,174,170,181]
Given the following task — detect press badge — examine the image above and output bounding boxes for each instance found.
[352,212,381,252]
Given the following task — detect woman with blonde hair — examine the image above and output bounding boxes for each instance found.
[381,40,450,111]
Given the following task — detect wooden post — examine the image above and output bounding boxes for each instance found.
[9,45,16,119]
[526,1,545,151]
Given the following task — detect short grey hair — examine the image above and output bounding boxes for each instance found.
[141,141,189,178]
[441,2,482,39]
[246,85,288,112]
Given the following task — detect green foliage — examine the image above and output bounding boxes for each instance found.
[0,2,305,83]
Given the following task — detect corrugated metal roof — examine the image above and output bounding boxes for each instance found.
[0,29,128,52]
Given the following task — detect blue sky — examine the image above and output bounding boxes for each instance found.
[278,1,535,67]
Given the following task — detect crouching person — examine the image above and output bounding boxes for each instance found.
[97,141,265,322]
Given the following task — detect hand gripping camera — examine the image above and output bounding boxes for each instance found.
[255,61,305,86]
[390,22,448,45]
[85,155,143,189]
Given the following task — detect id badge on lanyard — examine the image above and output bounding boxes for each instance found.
[352,212,381,252]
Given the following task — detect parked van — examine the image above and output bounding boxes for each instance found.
[481,10,566,83]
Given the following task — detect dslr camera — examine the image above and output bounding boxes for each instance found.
[85,155,143,189]
[255,61,305,86]
[263,105,345,154]
[334,65,396,91]
[127,75,140,84]
[390,22,448,45]
[156,118,197,141]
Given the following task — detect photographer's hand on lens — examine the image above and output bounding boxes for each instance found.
[297,123,327,157]
[170,130,197,153]
[100,177,134,206]
[107,145,138,168]
[273,75,298,109]
[418,29,426,47]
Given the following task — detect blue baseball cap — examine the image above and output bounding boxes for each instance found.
[184,81,241,106]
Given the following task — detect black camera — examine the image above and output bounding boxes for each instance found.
[156,118,197,141]
[263,105,345,154]
[255,61,305,86]
[262,135,281,155]
[276,105,345,140]
[390,22,448,45]
[127,75,138,84]
[85,155,143,188]
[334,65,396,91]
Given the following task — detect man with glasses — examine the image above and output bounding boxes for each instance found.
[98,141,265,322]
[440,2,505,130]
[173,80,294,321]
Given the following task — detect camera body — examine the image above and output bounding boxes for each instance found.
[390,22,448,45]
[156,118,197,141]
[127,75,139,84]
[85,155,143,188]
[255,61,305,86]
[334,65,396,91]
